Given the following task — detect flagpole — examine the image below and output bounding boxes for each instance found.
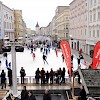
[72,75,74,97]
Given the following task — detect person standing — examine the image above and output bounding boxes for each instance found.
[79,86,87,100]
[7,68,12,86]
[27,91,36,100]
[21,86,28,100]
[49,68,54,84]
[1,70,6,89]
[43,89,51,100]
[45,71,49,84]
[20,67,26,84]
[35,68,40,84]
[60,67,66,84]
[41,68,45,84]
[61,54,64,62]
[0,60,1,71]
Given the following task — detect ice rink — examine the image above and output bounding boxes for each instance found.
[0,48,86,76]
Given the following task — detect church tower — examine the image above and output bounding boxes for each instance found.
[35,22,40,34]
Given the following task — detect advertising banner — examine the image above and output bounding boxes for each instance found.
[92,41,100,69]
[60,40,72,76]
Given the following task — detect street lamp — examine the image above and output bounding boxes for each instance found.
[9,33,17,96]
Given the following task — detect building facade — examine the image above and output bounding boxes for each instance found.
[55,6,70,40]
[86,0,100,55]
[14,10,23,38]
[69,0,88,53]
[0,1,14,52]
[69,0,100,55]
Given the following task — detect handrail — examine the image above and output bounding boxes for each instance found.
[4,76,78,84]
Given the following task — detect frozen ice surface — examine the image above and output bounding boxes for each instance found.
[0,48,86,76]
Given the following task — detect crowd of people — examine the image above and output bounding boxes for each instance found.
[21,86,51,100]
[35,67,66,85]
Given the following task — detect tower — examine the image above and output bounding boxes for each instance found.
[35,22,39,34]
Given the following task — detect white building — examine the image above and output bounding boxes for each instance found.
[86,0,100,55]
[0,1,14,51]
[69,0,100,56]
[69,0,88,53]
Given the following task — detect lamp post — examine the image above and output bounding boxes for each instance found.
[69,34,72,48]
[10,33,17,96]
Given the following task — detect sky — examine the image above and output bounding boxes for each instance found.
[1,0,72,30]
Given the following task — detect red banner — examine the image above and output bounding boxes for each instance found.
[92,41,100,69]
[60,40,72,76]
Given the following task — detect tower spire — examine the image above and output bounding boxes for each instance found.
[35,21,39,27]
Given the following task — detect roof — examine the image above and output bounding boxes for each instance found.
[35,22,39,27]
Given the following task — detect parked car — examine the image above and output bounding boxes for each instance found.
[2,46,11,52]
[15,46,24,52]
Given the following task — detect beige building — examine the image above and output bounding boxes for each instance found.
[14,10,23,38]
[54,6,70,40]
[26,28,31,35]
[39,27,46,35]
[39,6,70,41]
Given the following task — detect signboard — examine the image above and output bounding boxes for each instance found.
[60,40,72,76]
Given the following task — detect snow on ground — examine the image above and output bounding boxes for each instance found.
[0,48,86,77]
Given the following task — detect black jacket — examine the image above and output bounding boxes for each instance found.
[43,93,51,100]
[21,90,28,100]
[27,95,36,100]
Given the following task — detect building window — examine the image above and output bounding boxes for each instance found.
[90,15,92,22]
[89,31,91,37]
[90,0,92,5]
[97,30,99,37]
[98,12,100,20]
[93,30,95,37]
[94,0,96,4]
[81,29,82,35]
[85,29,86,35]
[93,14,96,21]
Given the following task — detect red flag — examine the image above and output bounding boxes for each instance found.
[60,40,72,76]
[92,41,100,69]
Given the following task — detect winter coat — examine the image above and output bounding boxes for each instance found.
[1,72,6,84]
[20,69,26,77]
[43,93,51,100]
[27,95,36,100]
[21,90,28,100]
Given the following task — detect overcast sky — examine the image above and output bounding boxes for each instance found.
[1,0,72,30]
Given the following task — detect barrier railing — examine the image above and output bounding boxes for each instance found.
[5,76,79,84]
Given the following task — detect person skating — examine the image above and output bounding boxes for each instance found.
[55,49,58,57]
[20,67,26,84]
[32,52,36,61]
[42,54,48,64]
